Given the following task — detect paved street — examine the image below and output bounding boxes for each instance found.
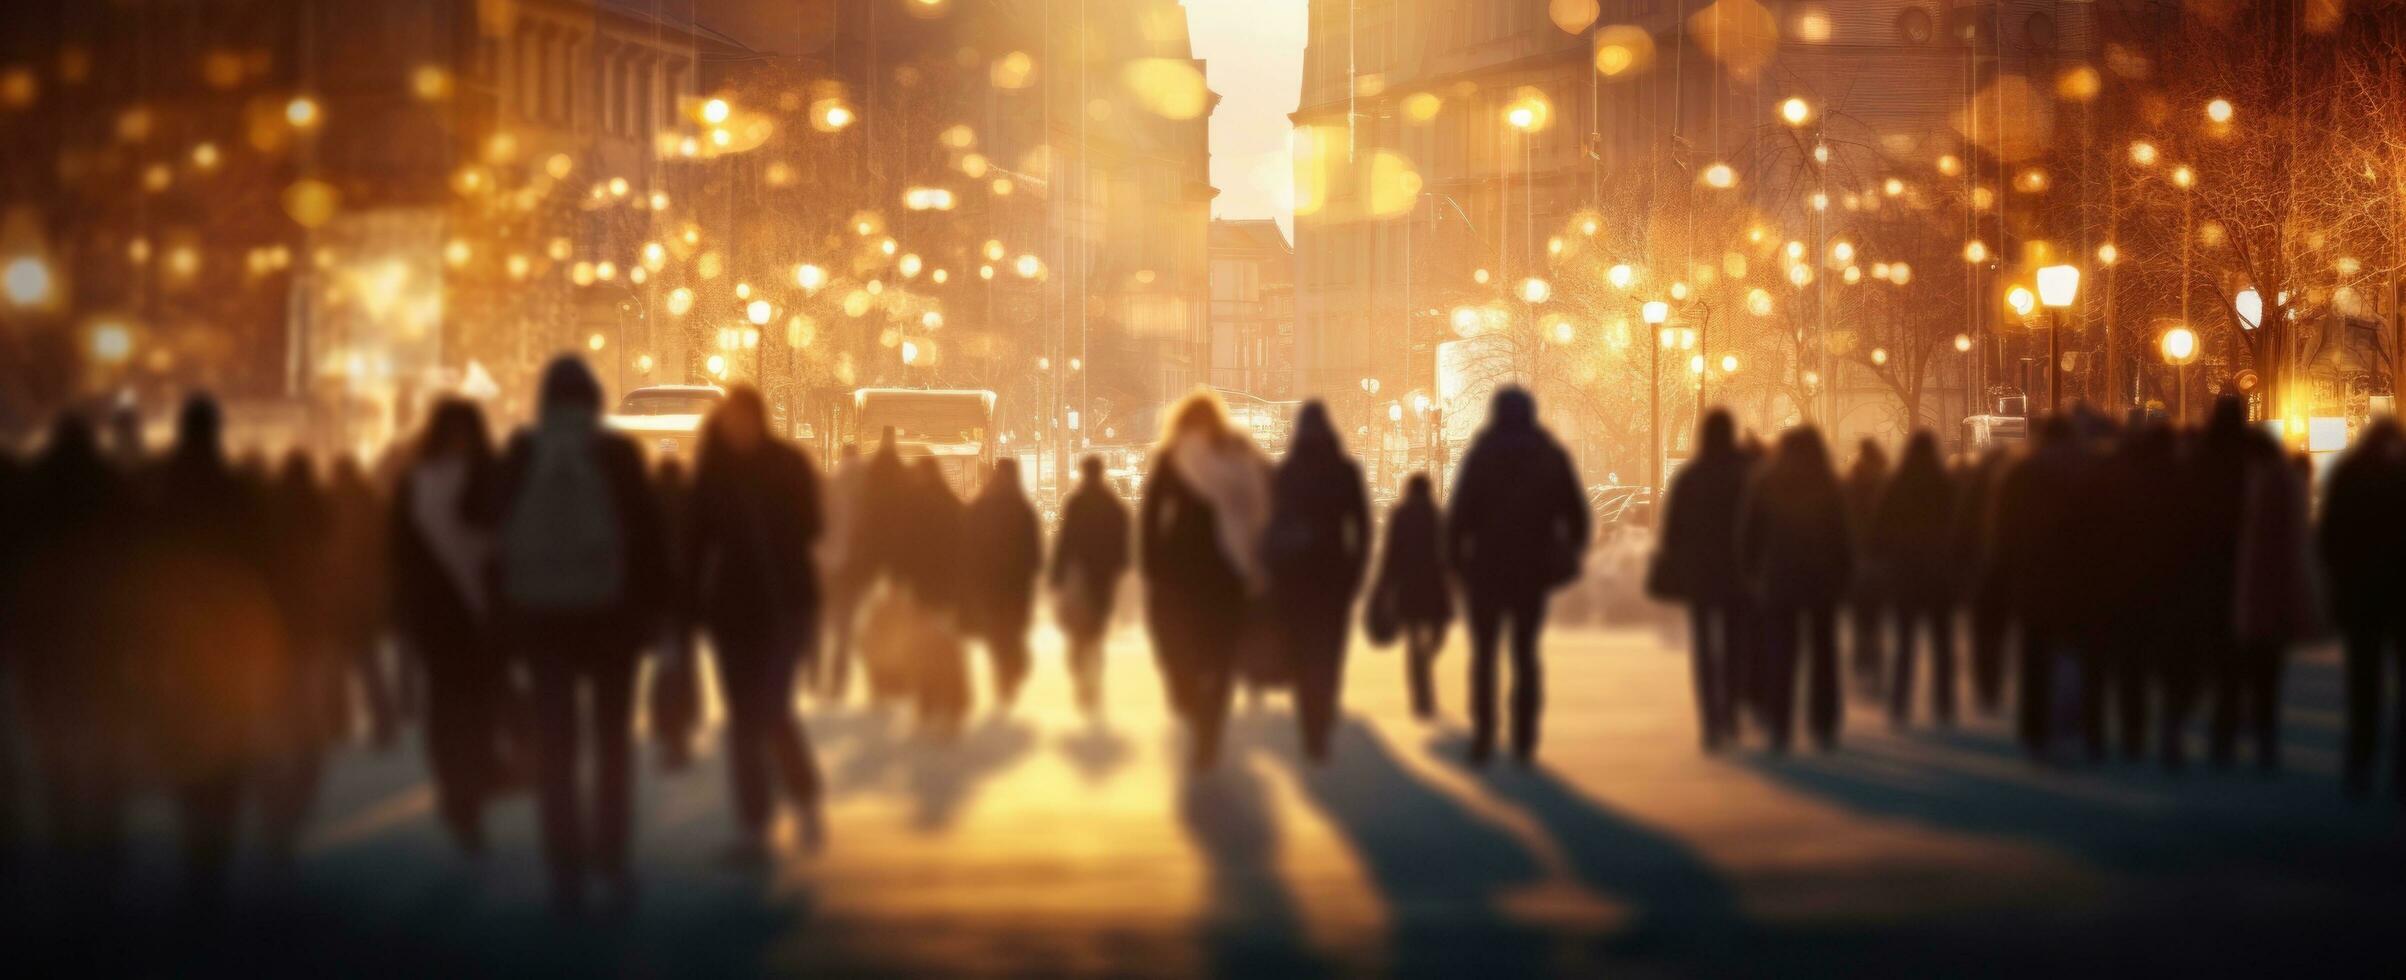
[19,617,2405,977]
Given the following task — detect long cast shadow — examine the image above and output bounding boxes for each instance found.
[1175,734,1328,978]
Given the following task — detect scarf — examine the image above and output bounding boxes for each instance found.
[1170,431,1270,594]
[411,455,491,616]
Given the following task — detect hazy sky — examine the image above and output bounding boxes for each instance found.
[1187,0,1308,236]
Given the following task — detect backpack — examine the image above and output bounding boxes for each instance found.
[499,433,628,614]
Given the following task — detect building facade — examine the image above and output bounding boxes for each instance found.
[1208,217,1295,399]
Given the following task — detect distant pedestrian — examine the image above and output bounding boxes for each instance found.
[259,451,341,871]
[488,357,668,915]
[1142,391,1270,770]
[1736,427,1851,752]
[1951,450,2013,714]
[650,457,700,770]
[1653,410,1751,749]
[2320,419,2406,799]
[1052,456,1131,717]
[1368,473,1453,720]
[1445,387,1588,765]
[2230,431,2318,772]
[963,459,1044,709]
[1990,415,2096,759]
[2167,398,2253,771]
[1870,432,1957,726]
[325,455,396,748]
[817,443,869,699]
[1264,402,1370,762]
[1842,439,1890,693]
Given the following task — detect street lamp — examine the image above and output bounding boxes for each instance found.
[2234,286,2263,330]
[1779,97,1812,127]
[2161,324,2200,423]
[2037,264,2081,413]
[1644,300,1671,496]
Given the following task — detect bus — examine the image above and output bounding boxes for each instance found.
[606,384,725,460]
[853,387,998,495]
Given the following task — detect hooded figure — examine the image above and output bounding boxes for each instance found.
[1265,402,1370,762]
[1052,456,1131,716]
[684,386,826,857]
[485,356,666,915]
[1870,432,1957,725]
[1142,391,1270,770]
[1445,387,1588,765]
[963,459,1044,707]
[1656,410,1751,749]
[390,398,519,854]
[1369,473,1453,719]
[2320,419,2406,798]
[1736,427,1851,752]
[1841,439,1892,692]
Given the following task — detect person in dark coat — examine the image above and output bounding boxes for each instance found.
[1142,391,1270,770]
[1841,439,1891,693]
[1870,432,1957,726]
[145,395,283,911]
[2099,420,2183,759]
[1951,449,2014,714]
[650,456,700,769]
[485,357,668,915]
[1265,402,1370,763]
[389,399,517,854]
[903,458,973,736]
[683,387,826,858]
[1989,415,2100,760]
[1737,427,1853,752]
[259,451,342,869]
[2321,419,2406,798]
[1655,410,1751,749]
[1051,456,1131,717]
[2230,430,2317,772]
[963,459,1044,709]
[1369,473,1453,720]
[1445,387,1588,765]
[2165,397,2252,771]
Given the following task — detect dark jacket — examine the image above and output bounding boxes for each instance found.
[1989,419,2095,633]
[1371,478,1452,628]
[962,463,1043,636]
[1655,412,1750,603]
[897,460,963,614]
[1266,405,1370,612]
[684,438,822,648]
[1868,434,1955,607]
[1052,477,1131,599]
[1446,389,1588,600]
[2319,422,2404,633]
[1141,443,1251,648]
[1736,429,1852,607]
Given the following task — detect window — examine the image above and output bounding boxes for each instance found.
[1896,7,1934,44]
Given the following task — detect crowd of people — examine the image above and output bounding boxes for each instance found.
[0,356,1595,919]
[1654,396,2406,804]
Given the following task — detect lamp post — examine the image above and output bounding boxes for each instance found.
[1644,300,1671,495]
[2161,324,2199,423]
[1954,332,1975,441]
[2037,264,2081,414]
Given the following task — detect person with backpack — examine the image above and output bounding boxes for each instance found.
[1368,473,1453,720]
[1265,402,1370,762]
[486,357,667,916]
[683,387,827,860]
[1445,387,1589,765]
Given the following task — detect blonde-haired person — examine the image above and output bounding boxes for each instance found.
[1140,389,1271,769]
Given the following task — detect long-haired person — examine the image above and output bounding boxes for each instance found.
[389,399,516,854]
[1141,390,1270,770]
[1052,456,1132,717]
[684,387,827,858]
[487,357,667,915]
[1369,472,1453,720]
[1736,427,1852,753]
[1445,387,1588,765]
[1265,402,1369,762]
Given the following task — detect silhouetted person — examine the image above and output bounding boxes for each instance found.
[259,451,341,871]
[2321,419,2406,798]
[1143,391,1270,770]
[1990,415,2095,760]
[8,416,136,908]
[1265,402,1370,762]
[390,399,516,854]
[650,456,700,770]
[325,455,395,748]
[2231,430,2317,773]
[901,458,972,735]
[1738,428,1852,752]
[1052,456,1131,717]
[1951,450,2013,713]
[2169,397,2253,771]
[684,387,826,858]
[1870,432,1957,726]
[1446,387,1587,765]
[817,442,869,699]
[1841,439,1890,693]
[2100,421,2184,759]
[964,459,1043,708]
[1369,473,1453,720]
[1655,410,1751,749]
[487,357,667,915]
[147,394,281,912]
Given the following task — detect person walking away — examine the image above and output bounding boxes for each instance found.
[1736,428,1852,752]
[1652,410,1751,750]
[324,456,396,748]
[649,457,702,770]
[1445,387,1588,765]
[963,459,1044,709]
[2231,432,2319,773]
[1989,415,2099,760]
[2101,421,2183,759]
[2320,419,2406,798]
[258,451,343,872]
[1142,391,1271,770]
[1871,432,1958,726]
[1951,450,2014,714]
[390,399,517,855]
[2170,398,2253,771]
[1841,439,1891,695]
[817,443,870,699]
[487,357,667,915]
[1264,403,1370,763]
[683,387,827,859]
[1052,456,1132,718]
[1369,473,1453,720]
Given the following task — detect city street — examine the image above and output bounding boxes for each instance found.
[20,618,2403,977]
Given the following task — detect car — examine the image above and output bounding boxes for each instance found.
[1586,484,1654,545]
[605,384,724,460]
